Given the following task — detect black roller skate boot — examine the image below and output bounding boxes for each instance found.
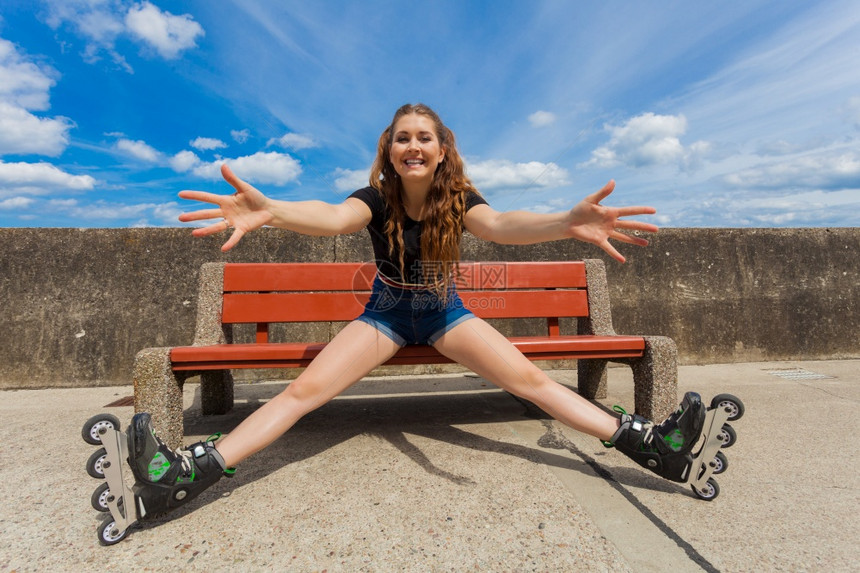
[127,413,234,520]
[605,391,706,483]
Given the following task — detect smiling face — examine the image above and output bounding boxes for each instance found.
[389,113,446,191]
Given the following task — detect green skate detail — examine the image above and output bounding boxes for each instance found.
[175,468,196,484]
[602,405,629,448]
[148,452,171,481]
[663,428,684,452]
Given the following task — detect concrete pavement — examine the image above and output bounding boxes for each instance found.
[1,359,857,572]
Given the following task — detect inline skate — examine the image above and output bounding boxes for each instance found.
[605,392,744,500]
[82,412,233,545]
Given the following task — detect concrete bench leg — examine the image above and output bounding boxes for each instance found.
[626,336,678,421]
[577,359,608,399]
[201,370,234,415]
[133,347,187,450]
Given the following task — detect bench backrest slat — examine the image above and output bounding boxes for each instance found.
[221,290,588,323]
[223,292,369,323]
[224,263,372,292]
[222,261,587,292]
[219,261,590,325]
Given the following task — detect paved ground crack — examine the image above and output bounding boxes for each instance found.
[537,419,720,573]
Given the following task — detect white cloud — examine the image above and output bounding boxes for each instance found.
[77,7,126,46]
[0,196,35,209]
[723,151,860,190]
[582,112,709,169]
[267,132,317,150]
[231,129,251,144]
[125,2,205,59]
[42,0,131,70]
[46,199,182,227]
[48,198,79,208]
[191,151,302,185]
[68,200,157,219]
[115,138,161,162]
[331,167,369,192]
[39,196,181,225]
[0,160,96,194]
[0,101,73,157]
[42,0,204,68]
[0,38,58,110]
[528,110,557,127]
[843,96,860,129]
[662,186,860,228]
[0,39,73,157]
[524,197,570,214]
[170,150,200,172]
[466,159,569,191]
[190,137,227,151]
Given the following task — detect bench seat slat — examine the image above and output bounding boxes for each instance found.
[171,335,645,370]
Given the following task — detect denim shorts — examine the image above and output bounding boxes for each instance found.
[355,277,476,346]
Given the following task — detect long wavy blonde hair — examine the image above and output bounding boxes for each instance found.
[369,103,481,298]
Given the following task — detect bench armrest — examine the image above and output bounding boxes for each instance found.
[192,262,233,346]
[578,259,617,336]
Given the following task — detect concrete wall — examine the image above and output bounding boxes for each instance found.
[1,227,857,389]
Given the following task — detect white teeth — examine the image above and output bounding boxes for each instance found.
[405,159,424,165]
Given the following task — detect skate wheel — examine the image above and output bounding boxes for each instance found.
[91,482,111,512]
[718,423,737,448]
[91,482,123,513]
[711,451,728,475]
[97,516,129,546]
[82,414,121,445]
[693,478,720,501]
[86,447,109,479]
[710,394,744,421]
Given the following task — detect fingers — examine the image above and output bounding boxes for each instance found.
[178,189,224,205]
[616,205,657,217]
[220,163,244,190]
[178,208,223,223]
[599,239,626,263]
[585,182,657,222]
[586,179,615,204]
[615,218,659,233]
[610,230,650,247]
[176,163,246,252]
[221,228,245,252]
[190,219,230,237]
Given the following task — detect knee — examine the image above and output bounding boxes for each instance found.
[508,366,555,400]
[275,376,326,411]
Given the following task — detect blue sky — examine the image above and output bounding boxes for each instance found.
[1,0,858,228]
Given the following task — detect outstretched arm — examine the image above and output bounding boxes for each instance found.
[178,164,371,251]
[464,180,658,262]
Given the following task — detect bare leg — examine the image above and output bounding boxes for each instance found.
[432,318,620,441]
[215,321,401,467]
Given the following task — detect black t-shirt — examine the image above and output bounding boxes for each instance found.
[348,186,489,284]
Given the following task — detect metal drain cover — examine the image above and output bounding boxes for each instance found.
[765,368,833,380]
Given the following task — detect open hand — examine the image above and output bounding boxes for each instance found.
[564,180,658,262]
[178,164,273,251]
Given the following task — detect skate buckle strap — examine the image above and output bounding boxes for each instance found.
[601,405,656,449]
[602,405,630,448]
[204,433,235,476]
[176,449,195,479]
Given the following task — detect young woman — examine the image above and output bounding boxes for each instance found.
[126,104,707,514]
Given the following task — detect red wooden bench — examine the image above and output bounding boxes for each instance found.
[133,260,678,448]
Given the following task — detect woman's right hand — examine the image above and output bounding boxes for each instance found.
[178,164,274,251]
